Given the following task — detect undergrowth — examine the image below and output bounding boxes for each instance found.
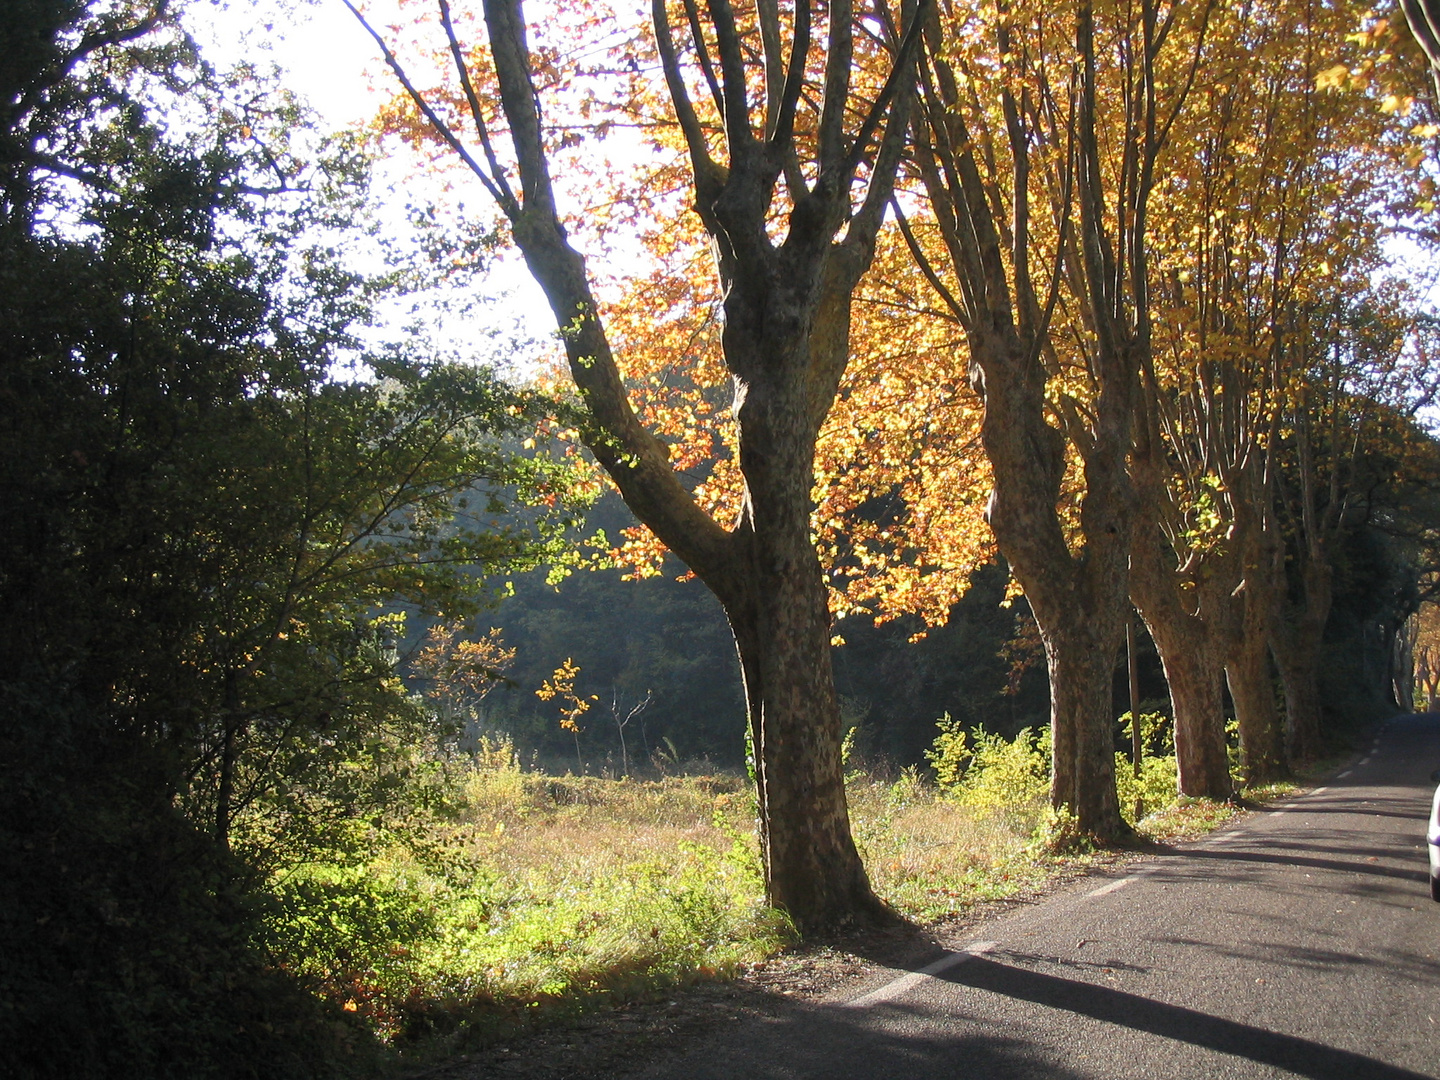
[263,721,1303,1059]
[266,741,787,1055]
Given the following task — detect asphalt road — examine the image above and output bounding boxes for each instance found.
[630,714,1440,1080]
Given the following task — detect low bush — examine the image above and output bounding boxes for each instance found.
[925,711,1185,832]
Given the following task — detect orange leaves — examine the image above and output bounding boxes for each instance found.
[414,620,517,709]
[591,198,1001,620]
[358,0,1003,632]
[816,234,996,632]
[1317,61,1358,93]
[537,658,596,750]
[1134,0,1412,555]
[364,0,1419,651]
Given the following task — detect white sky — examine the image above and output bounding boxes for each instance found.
[187,0,560,369]
[189,0,387,129]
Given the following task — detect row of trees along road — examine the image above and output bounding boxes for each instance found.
[359,0,1440,933]
[876,0,1440,806]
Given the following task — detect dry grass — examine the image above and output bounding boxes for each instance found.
[275,760,787,1044]
[454,769,752,880]
[280,738,1300,1050]
[847,770,1065,920]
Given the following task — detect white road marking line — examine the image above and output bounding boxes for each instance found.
[1338,770,1353,778]
[1358,758,1371,766]
[842,941,998,1009]
[1086,875,1136,898]
[1271,786,1326,814]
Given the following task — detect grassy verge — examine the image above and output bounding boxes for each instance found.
[268,761,786,1057]
[266,734,1317,1065]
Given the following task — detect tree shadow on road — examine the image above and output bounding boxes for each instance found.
[1171,845,1429,884]
[929,955,1433,1080]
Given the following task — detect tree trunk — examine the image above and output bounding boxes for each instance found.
[1270,560,1331,763]
[721,552,881,931]
[1220,515,1288,784]
[705,336,891,932]
[1044,618,1126,835]
[1128,596,1232,806]
[1390,615,1416,712]
[1132,600,1231,801]
[215,721,237,850]
[974,336,1129,842]
[1225,631,1286,784]
[1152,629,1231,800]
[903,0,1203,844]
[1127,474,1232,801]
[1272,636,1323,762]
[372,0,928,935]
[214,670,243,850]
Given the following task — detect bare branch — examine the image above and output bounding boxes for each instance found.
[343,0,514,213]
[767,0,811,195]
[756,0,786,138]
[478,0,732,577]
[818,0,856,167]
[678,0,727,120]
[652,0,725,196]
[839,0,927,185]
[850,0,926,242]
[892,195,970,331]
[704,0,755,155]
[439,0,518,212]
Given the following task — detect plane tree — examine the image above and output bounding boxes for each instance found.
[878,0,1219,838]
[1127,0,1404,785]
[349,0,929,932]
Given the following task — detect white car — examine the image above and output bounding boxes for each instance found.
[1431,773,1440,903]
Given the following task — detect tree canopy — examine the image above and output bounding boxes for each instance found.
[0,1,582,1073]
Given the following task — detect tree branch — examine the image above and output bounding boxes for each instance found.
[343,0,515,213]
[439,0,518,212]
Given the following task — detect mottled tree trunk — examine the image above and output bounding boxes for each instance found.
[707,323,891,931]
[1390,615,1416,712]
[904,0,1204,843]
[1219,512,1288,784]
[722,550,879,930]
[1225,632,1285,783]
[1143,620,1230,800]
[1128,461,1231,800]
[1163,639,1230,799]
[1044,619,1127,833]
[975,337,1129,842]
[1273,637,1323,762]
[1270,561,1331,763]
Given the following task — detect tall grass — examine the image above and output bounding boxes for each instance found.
[848,768,1061,920]
[267,725,1287,1049]
[267,741,787,1044]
